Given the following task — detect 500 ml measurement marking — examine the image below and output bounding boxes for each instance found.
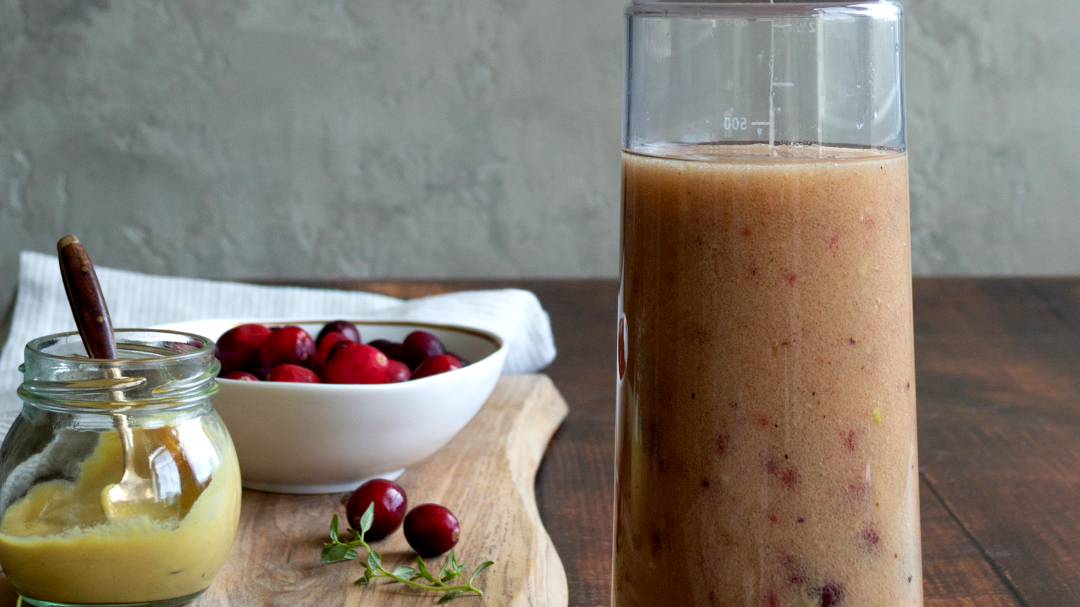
[724,115,748,132]
[748,19,795,145]
[723,19,801,143]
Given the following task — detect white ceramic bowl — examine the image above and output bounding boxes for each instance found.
[155,319,507,494]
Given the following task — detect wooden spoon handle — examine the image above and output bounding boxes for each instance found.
[57,235,117,360]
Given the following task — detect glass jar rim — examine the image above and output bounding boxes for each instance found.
[24,328,215,363]
[18,329,220,413]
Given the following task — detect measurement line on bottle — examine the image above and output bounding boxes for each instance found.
[749,20,793,146]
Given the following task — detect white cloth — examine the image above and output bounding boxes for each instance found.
[0,251,557,442]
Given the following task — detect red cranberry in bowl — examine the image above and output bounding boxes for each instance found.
[215,324,273,373]
[222,371,260,381]
[386,360,411,383]
[322,343,390,384]
[258,326,316,369]
[411,354,462,380]
[367,339,403,362]
[346,479,408,541]
[446,352,469,367]
[404,504,460,557]
[267,364,321,383]
[325,339,354,365]
[400,331,446,370]
[314,332,351,372]
[317,320,361,345]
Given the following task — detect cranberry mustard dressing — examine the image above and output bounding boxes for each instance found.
[0,423,241,603]
[616,145,921,606]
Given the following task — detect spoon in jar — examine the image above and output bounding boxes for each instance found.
[57,235,155,521]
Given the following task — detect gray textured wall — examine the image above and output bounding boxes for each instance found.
[2,0,1079,312]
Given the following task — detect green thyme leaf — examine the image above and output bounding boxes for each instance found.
[393,566,417,579]
[359,502,375,537]
[329,515,340,542]
[417,555,438,583]
[321,543,356,564]
[438,590,466,604]
[367,548,383,572]
[470,561,494,584]
[355,567,376,585]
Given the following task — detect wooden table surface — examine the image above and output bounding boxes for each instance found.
[0,277,1070,606]
[279,277,1080,607]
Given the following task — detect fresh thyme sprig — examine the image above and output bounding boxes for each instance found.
[321,503,494,603]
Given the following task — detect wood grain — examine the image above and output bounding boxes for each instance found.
[912,278,1080,607]
[3,278,1076,606]
[199,374,569,606]
[281,278,1080,607]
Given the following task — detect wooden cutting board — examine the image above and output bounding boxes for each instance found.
[0,374,570,606]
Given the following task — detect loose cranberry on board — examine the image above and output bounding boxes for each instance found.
[403,504,460,557]
[346,479,408,541]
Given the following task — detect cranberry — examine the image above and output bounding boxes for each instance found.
[215,324,273,373]
[251,367,272,380]
[386,360,411,383]
[266,364,321,383]
[346,479,407,541]
[411,354,462,380]
[368,339,403,361]
[314,332,351,372]
[258,326,316,369]
[325,339,354,364]
[446,352,469,366]
[400,331,446,370]
[317,320,361,345]
[404,504,460,557]
[222,371,259,381]
[321,343,390,384]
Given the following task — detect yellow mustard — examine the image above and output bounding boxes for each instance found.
[0,426,241,604]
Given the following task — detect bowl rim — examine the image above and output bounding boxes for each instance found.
[154,317,506,390]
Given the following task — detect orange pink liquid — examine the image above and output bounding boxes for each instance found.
[614,145,922,607]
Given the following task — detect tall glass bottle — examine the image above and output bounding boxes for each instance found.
[615,2,921,605]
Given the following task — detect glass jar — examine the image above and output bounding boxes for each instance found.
[616,1,921,606]
[0,330,241,607]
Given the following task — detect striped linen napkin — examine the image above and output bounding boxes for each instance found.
[0,250,557,442]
